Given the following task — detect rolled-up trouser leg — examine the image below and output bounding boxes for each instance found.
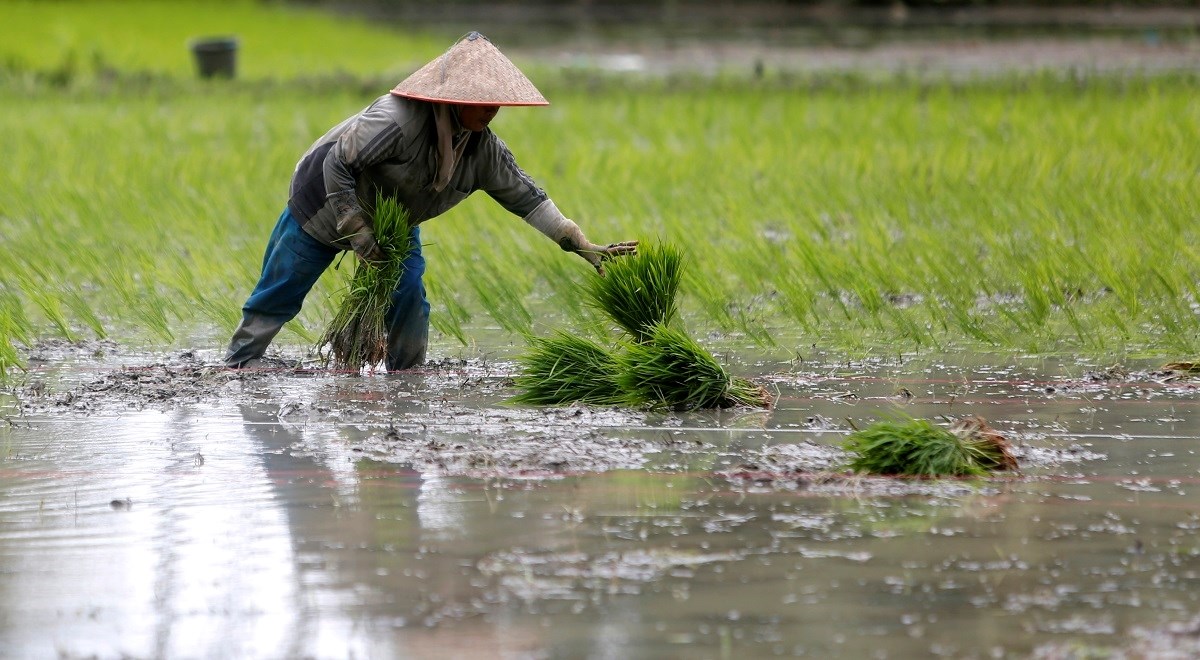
[225,209,338,367]
[385,226,430,371]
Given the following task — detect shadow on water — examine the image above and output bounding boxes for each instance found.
[1,352,1199,657]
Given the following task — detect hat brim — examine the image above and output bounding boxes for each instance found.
[389,90,549,106]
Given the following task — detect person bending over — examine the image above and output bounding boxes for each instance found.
[225,32,636,370]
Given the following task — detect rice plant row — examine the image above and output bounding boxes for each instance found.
[2,4,1199,374]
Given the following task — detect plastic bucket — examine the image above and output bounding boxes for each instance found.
[190,37,238,79]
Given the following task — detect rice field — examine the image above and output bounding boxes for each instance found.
[2,2,1199,380]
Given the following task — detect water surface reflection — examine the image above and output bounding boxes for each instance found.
[1,359,1198,657]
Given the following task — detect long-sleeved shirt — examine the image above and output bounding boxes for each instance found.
[287,93,549,249]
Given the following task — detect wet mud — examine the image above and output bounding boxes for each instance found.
[3,343,1200,657]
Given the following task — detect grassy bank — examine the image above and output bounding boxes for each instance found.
[0,0,450,83]
[1,3,1198,377]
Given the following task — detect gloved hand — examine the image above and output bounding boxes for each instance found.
[330,189,385,264]
[523,199,638,276]
[558,235,639,276]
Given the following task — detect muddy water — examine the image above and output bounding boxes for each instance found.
[2,350,1199,658]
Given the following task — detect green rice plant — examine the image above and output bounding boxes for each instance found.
[0,334,20,381]
[3,9,1200,361]
[468,263,533,336]
[319,194,413,371]
[425,275,471,346]
[510,331,624,406]
[617,324,771,410]
[583,242,682,343]
[0,295,32,380]
[61,286,107,340]
[844,415,1018,478]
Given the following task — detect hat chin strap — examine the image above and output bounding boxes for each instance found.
[431,104,469,192]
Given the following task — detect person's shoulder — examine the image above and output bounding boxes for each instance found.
[477,128,505,153]
[374,93,432,130]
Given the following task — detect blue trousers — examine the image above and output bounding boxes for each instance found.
[224,208,430,370]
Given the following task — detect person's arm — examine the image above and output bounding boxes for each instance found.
[323,99,407,262]
[481,134,636,274]
[523,200,637,274]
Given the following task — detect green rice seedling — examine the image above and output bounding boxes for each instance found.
[617,324,771,410]
[0,342,18,381]
[425,276,471,346]
[844,415,1017,478]
[510,330,624,406]
[0,292,32,380]
[61,287,107,340]
[583,242,683,343]
[0,323,23,381]
[319,193,413,371]
[469,264,533,336]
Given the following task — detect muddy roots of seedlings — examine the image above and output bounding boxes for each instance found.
[510,331,625,406]
[949,415,1019,471]
[844,415,1017,478]
[618,324,772,410]
[319,194,412,371]
[583,242,682,343]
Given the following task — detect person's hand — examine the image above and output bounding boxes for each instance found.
[330,190,386,264]
[561,236,639,276]
[522,200,636,275]
[348,227,385,265]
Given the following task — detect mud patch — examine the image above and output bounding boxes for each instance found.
[1009,438,1108,466]
[22,338,120,363]
[337,405,682,477]
[1036,366,1200,397]
[14,353,518,414]
[16,355,279,413]
[1032,615,1200,659]
[479,547,745,600]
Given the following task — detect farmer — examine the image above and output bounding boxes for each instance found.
[224,32,637,370]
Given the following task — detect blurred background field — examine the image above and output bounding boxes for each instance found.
[0,0,450,81]
[1,0,1199,377]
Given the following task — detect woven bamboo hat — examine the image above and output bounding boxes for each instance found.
[391,32,548,106]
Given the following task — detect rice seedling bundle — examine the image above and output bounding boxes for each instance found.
[514,242,770,410]
[319,194,412,371]
[582,242,682,343]
[588,244,768,409]
[843,415,1017,478]
[617,323,772,410]
[510,331,624,406]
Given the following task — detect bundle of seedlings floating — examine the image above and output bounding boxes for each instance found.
[510,330,624,406]
[843,415,1018,478]
[319,194,412,371]
[514,242,771,410]
[618,323,772,410]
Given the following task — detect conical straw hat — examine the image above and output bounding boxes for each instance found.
[391,32,548,106]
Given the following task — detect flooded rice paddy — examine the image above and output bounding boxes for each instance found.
[2,344,1199,658]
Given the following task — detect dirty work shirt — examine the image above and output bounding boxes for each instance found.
[287,93,548,250]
